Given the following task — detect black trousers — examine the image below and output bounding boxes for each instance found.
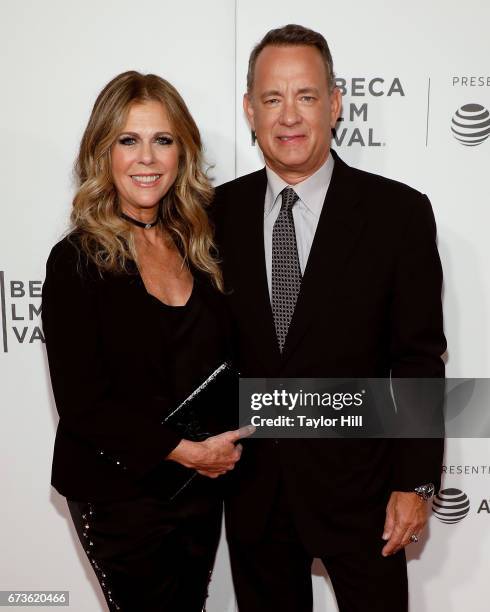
[67,484,222,612]
[227,481,408,612]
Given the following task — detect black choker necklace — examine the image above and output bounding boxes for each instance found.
[121,212,158,230]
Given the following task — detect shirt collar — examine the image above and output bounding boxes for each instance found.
[265,153,335,218]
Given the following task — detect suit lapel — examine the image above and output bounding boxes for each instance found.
[281,152,366,364]
[233,169,282,369]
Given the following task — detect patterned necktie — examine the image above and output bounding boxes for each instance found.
[271,187,302,352]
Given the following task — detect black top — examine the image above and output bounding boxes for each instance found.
[42,235,231,502]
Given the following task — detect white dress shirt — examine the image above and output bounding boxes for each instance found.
[264,153,335,298]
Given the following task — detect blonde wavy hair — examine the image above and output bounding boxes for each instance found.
[70,70,222,290]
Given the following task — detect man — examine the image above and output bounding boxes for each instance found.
[213,24,445,611]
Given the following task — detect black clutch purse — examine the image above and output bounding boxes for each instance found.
[150,362,239,501]
[164,361,239,442]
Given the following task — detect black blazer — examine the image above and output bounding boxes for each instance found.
[42,237,230,502]
[213,150,446,553]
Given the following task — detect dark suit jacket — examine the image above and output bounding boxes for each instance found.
[213,150,446,554]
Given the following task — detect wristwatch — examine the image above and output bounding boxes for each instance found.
[414,483,435,501]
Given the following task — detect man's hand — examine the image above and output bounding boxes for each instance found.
[381,491,428,557]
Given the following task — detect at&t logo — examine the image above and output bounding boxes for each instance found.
[451,104,490,146]
[432,488,470,524]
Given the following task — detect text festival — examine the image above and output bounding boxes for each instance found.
[4,277,44,347]
[334,77,405,147]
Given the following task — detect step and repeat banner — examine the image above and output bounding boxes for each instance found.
[1,1,489,610]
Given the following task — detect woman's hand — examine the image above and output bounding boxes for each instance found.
[166,426,255,478]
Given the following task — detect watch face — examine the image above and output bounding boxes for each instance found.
[415,484,435,500]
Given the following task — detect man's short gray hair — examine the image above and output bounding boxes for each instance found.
[246,24,335,93]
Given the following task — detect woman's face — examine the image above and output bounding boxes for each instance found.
[111,100,180,217]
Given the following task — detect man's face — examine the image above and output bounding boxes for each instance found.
[244,44,341,184]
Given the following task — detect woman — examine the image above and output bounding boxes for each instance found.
[42,71,246,611]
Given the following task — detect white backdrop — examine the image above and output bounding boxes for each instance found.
[1,1,489,610]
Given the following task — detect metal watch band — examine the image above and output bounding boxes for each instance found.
[414,483,435,501]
